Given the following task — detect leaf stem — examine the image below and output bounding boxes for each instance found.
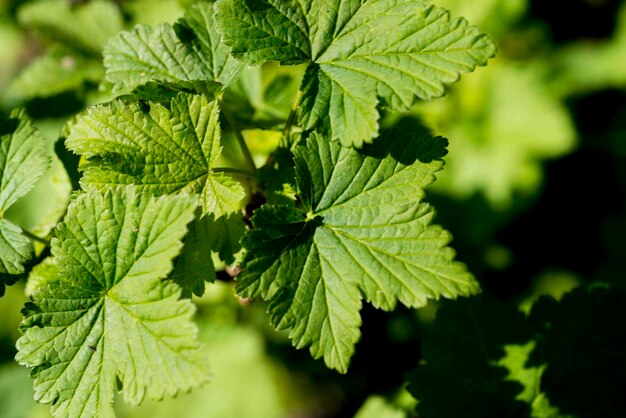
[22,229,51,246]
[280,89,303,149]
[218,97,257,173]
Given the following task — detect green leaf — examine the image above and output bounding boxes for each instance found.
[16,190,209,418]
[26,256,59,297]
[216,0,496,146]
[239,131,478,372]
[104,1,243,96]
[415,60,575,206]
[66,92,246,294]
[8,49,103,100]
[353,396,406,418]
[0,109,50,275]
[18,0,124,56]
[66,92,245,218]
[172,215,217,298]
[0,219,32,275]
[171,212,244,297]
[115,304,295,418]
[0,110,50,213]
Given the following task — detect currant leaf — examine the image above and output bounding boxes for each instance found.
[16,190,209,418]
[238,131,478,372]
[216,0,496,146]
[104,1,243,96]
[66,92,245,218]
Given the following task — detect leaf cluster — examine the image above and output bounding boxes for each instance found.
[0,0,541,416]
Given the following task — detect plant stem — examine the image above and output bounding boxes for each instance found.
[22,229,51,246]
[218,97,257,173]
[213,167,256,177]
[280,89,303,149]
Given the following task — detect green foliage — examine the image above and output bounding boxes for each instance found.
[115,285,299,418]
[408,294,534,417]
[0,0,624,417]
[16,190,209,417]
[528,287,626,417]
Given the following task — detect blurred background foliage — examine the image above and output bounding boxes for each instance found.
[1,0,625,417]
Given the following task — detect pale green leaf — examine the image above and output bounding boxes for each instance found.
[16,190,209,418]
[216,0,496,146]
[0,109,50,275]
[554,3,626,94]
[416,60,575,207]
[8,49,103,100]
[18,0,124,56]
[0,219,32,275]
[354,396,406,418]
[26,256,59,296]
[66,92,245,218]
[104,1,243,96]
[239,132,478,372]
[0,109,50,213]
